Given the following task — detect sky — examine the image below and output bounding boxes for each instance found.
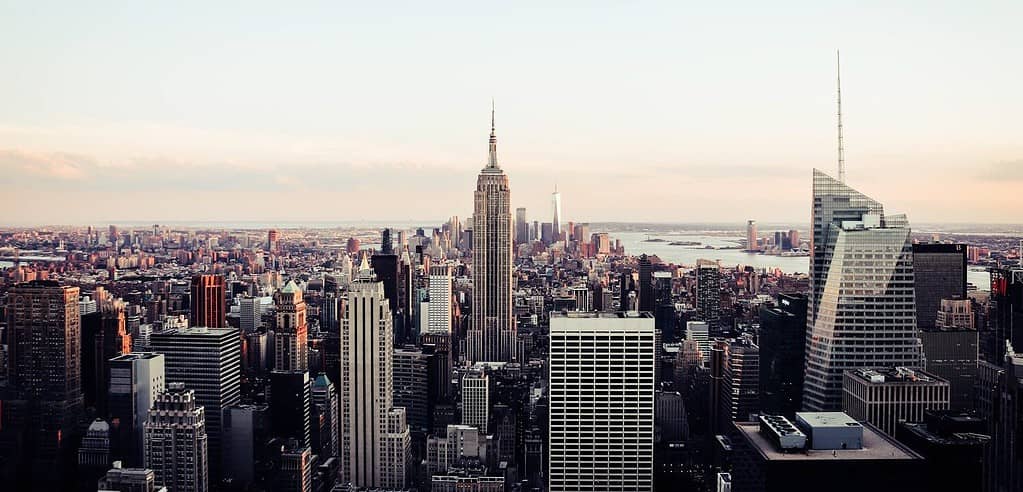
[0,1,1020,226]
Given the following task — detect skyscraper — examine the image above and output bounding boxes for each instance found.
[461,369,489,433]
[551,186,562,241]
[267,229,280,253]
[149,327,241,478]
[340,276,409,489]
[912,243,967,330]
[804,170,923,411]
[189,274,226,329]
[515,207,528,244]
[108,352,166,467]
[746,220,758,251]
[696,260,721,333]
[270,370,311,447]
[638,254,654,313]
[144,383,208,492]
[468,105,516,363]
[759,293,807,416]
[2,280,82,485]
[428,264,453,334]
[548,312,655,491]
[274,281,309,372]
[311,374,339,459]
[987,265,1023,363]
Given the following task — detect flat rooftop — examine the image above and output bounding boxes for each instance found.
[550,311,654,319]
[735,422,921,462]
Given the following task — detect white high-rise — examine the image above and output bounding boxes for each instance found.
[340,275,409,489]
[428,263,453,334]
[461,369,489,433]
[549,312,655,491]
[804,169,923,411]
[468,105,516,363]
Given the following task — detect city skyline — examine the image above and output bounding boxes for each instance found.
[1,3,1021,225]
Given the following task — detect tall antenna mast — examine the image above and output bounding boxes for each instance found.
[837,50,846,183]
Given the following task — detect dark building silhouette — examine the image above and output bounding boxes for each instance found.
[912,243,967,330]
[270,371,312,448]
[189,274,226,328]
[895,410,989,492]
[638,254,654,313]
[986,266,1023,363]
[758,293,807,416]
[1,280,83,488]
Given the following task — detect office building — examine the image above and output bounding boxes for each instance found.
[655,391,686,442]
[2,280,83,484]
[428,264,453,334]
[912,243,967,330]
[468,107,516,363]
[549,312,655,491]
[638,254,654,313]
[393,347,429,433]
[895,410,989,491]
[424,424,490,476]
[149,327,241,477]
[189,274,226,329]
[82,292,131,414]
[222,404,269,486]
[804,170,923,411]
[976,341,1023,492]
[267,229,280,253]
[696,260,721,333]
[461,369,489,434]
[746,220,758,251]
[272,441,313,492]
[79,418,113,484]
[340,276,410,489]
[720,338,760,426]
[108,353,166,466]
[515,207,528,244]
[759,293,807,416]
[686,321,711,366]
[270,370,312,447]
[239,296,261,333]
[731,412,924,492]
[842,367,949,436]
[144,383,208,492]
[311,374,339,458]
[987,265,1023,363]
[920,324,978,410]
[274,281,309,372]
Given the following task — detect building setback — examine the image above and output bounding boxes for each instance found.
[842,367,949,436]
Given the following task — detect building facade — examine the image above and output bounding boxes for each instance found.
[548,312,655,491]
[842,367,949,436]
[144,383,208,492]
[804,170,923,411]
[468,109,516,363]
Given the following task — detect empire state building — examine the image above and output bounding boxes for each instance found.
[468,106,516,362]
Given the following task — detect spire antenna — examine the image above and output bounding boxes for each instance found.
[487,99,499,169]
[837,50,846,183]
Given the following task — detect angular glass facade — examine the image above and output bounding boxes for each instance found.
[804,170,923,411]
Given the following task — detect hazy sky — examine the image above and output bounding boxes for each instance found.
[1,1,1020,226]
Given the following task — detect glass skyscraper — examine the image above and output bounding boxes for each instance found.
[803,169,923,411]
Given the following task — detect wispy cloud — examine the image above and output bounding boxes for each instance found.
[0,149,93,180]
[976,159,1023,181]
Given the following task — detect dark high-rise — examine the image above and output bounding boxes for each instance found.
[1,280,83,487]
[759,293,807,416]
[696,260,721,333]
[912,243,967,330]
[638,254,654,313]
[270,371,312,447]
[190,274,226,329]
[987,266,1023,363]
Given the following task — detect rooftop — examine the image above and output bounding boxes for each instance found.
[735,421,921,462]
[847,367,947,385]
[550,311,654,319]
